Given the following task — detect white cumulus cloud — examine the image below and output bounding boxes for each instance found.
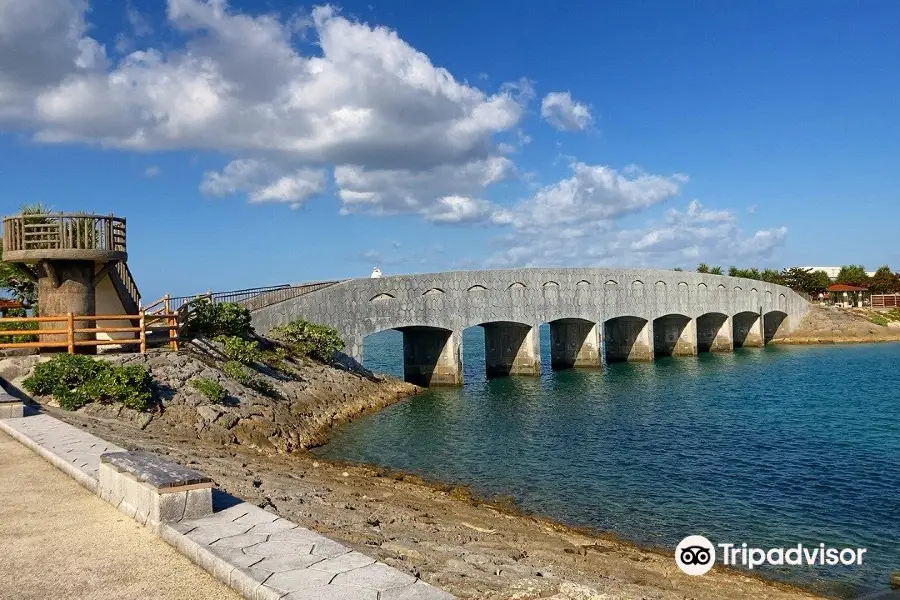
[540,91,593,132]
[201,159,326,208]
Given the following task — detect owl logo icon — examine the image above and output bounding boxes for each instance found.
[675,535,716,575]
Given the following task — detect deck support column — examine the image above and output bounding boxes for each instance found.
[604,318,654,362]
[36,260,96,352]
[483,322,540,377]
[550,320,602,370]
[734,312,764,348]
[654,316,697,357]
[401,327,462,386]
[698,314,733,352]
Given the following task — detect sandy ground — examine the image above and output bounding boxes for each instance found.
[46,408,827,600]
[0,431,240,600]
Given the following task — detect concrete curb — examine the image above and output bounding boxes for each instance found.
[0,418,98,493]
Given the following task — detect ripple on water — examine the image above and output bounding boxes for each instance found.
[316,331,900,598]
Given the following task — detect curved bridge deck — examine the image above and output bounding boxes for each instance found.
[250,269,809,386]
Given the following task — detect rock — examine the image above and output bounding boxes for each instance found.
[136,413,153,430]
[217,412,239,429]
[196,404,222,423]
[890,571,900,589]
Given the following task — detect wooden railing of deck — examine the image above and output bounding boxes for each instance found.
[0,311,178,353]
[2,213,126,254]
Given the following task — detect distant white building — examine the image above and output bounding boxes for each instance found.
[370,267,383,278]
[800,266,841,280]
[800,266,876,280]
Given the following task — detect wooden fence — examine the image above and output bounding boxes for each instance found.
[0,311,178,353]
[872,294,900,309]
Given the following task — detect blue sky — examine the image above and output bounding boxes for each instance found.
[1,0,899,300]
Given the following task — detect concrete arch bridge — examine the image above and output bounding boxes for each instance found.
[250,269,809,386]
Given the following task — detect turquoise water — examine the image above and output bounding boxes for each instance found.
[315,328,900,597]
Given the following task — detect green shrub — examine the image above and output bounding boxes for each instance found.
[23,355,154,411]
[191,378,226,404]
[215,335,262,365]
[270,320,344,362]
[261,347,289,371]
[222,360,276,396]
[0,310,38,343]
[187,298,252,338]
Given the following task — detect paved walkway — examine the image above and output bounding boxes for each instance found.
[0,430,240,600]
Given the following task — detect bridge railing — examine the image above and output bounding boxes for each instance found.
[147,284,294,313]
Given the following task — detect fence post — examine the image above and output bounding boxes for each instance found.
[164,294,177,351]
[67,313,74,354]
[139,309,147,354]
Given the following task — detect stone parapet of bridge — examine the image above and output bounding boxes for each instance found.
[250,268,809,386]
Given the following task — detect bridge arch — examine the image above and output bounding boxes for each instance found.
[733,310,763,348]
[697,312,731,352]
[370,293,395,301]
[764,310,789,343]
[604,315,652,363]
[423,288,445,296]
[467,284,487,292]
[548,317,601,370]
[480,320,540,378]
[653,313,696,357]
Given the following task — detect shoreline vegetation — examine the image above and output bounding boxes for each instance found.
[0,306,894,598]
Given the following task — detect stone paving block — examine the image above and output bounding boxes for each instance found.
[229,566,264,599]
[331,562,417,591]
[183,487,214,520]
[252,554,325,573]
[186,522,254,546]
[210,533,269,551]
[311,538,351,559]
[208,547,267,570]
[307,551,375,575]
[380,581,457,600]
[247,518,298,536]
[264,568,334,594]
[269,528,329,544]
[244,540,316,558]
[155,490,188,522]
[283,585,379,600]
[232,506,280,526]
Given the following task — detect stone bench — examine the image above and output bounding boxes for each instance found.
[0,391,24,419]
[99,451,214,528]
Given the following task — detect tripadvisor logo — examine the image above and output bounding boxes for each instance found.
[675,535,868,576]
[676,535,716,575]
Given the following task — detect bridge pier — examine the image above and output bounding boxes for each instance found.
[401,327,462,386]
[653,315,697,357]
[604,317,654,362]
[550,319,602,370]
[697,314,733,352]
[733,311,764,348]
[483,322,540,377]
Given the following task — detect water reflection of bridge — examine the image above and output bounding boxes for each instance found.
[250,269,808,386]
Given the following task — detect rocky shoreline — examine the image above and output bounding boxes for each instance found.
[773,305,900,345]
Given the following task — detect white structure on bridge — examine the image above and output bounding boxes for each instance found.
[250,268,809,387]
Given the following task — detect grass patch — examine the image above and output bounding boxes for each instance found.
[191,378,226,404]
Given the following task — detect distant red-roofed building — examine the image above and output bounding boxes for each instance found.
[826,284,869,308]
